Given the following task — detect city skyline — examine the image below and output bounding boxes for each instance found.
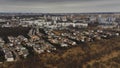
[0,0,120,13]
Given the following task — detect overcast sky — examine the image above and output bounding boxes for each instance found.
[0,0,120,13]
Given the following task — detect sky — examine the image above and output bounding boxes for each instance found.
[0,0,120,13]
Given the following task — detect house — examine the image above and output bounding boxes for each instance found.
[15,45,29,58]
[0,38,5,47]
[20,47,29,58]
[33,44,44,54]
[60,43,68,47]
[17,35,28,42]
[3,49,14,62]
[30,35,40,42]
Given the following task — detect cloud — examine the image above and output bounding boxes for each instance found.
[1,0,96,2]
[0,0,120,13]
